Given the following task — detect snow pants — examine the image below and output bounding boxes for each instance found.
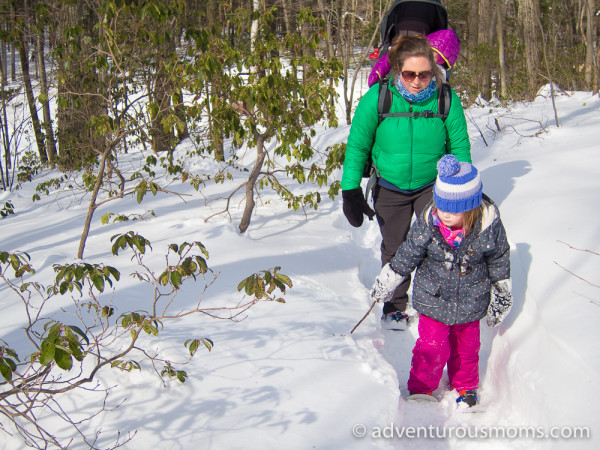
[373,184,433,315]
[407,314,480,394]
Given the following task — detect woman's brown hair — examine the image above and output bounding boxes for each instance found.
[387,34,442,88]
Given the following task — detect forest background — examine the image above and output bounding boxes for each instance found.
[0,0,598,241]
[0,0,598,448]
[1,0,598,176]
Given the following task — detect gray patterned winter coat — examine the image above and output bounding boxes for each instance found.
[389,195,510,325]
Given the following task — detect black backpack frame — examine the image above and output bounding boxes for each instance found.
[379,0,448,55]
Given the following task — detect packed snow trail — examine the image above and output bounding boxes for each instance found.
[346,90,600,450]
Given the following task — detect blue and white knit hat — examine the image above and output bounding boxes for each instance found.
[433,155,483,213]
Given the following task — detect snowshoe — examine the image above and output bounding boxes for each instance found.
[401,388,438,403]
[381,311,410,331]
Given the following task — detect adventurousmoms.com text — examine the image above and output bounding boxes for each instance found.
[351,423,591,441]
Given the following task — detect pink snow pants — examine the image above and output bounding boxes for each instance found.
[407,314,480,394]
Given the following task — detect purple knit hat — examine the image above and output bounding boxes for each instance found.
[434,155,482,213]
[427,29,460,69]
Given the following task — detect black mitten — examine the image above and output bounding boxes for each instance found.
[342,188,375,227]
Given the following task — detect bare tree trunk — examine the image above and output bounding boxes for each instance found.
[301,15,313,98]
[496,0,508,101]
[17,35,48,163]
[0,67,9,180]
[238,0,266,234]
[150,22,176,155]
[239,136,267,234]
[149,76,174,154]
[518,0,542,97]
[583,0,594,89]
[250,0,259,62]
[341,0,351,124]
[350,0,356,56]
[280,0,292,35]
[11,45,16,82]
[10,7,16,82]
[318,0,334,60]
[478,0,493,100]
[0,22,6,87]
[467,0,479,60]
[318,0,336,109]
[77,146,111,259]
[209,81,224,161]
[207,0,224,161]
[0,21,9,177]
[279,0,298,104]
[596,46,600,94]
[335,0,343,59]
[535,12,559,127]
[56,2,104,168]
[34,18,57,165]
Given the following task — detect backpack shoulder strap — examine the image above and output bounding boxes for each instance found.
[377,78,415,121]
[438,82,452,121]
[377,77,392,124]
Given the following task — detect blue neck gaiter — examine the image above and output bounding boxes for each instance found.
[395,77,437,103]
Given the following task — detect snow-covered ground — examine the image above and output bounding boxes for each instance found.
[1,81,599,449]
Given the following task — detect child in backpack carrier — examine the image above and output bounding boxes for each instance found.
[369,155,513,408]
[368,29,460,86]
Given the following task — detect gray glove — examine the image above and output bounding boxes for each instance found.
[370,264,404,303]
[487,279,512,327]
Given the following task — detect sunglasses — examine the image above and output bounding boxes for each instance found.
[401,70,433,82]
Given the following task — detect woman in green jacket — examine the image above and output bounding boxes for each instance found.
[341,34,471,330]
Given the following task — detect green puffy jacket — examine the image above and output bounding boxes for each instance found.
[341,80,471,191]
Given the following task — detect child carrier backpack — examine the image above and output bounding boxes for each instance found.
[362,0,453,185]
[379,0,448,55]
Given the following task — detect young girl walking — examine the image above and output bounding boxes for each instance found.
[370,154,513,408]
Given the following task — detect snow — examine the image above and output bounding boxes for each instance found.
[1,83,599,449]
